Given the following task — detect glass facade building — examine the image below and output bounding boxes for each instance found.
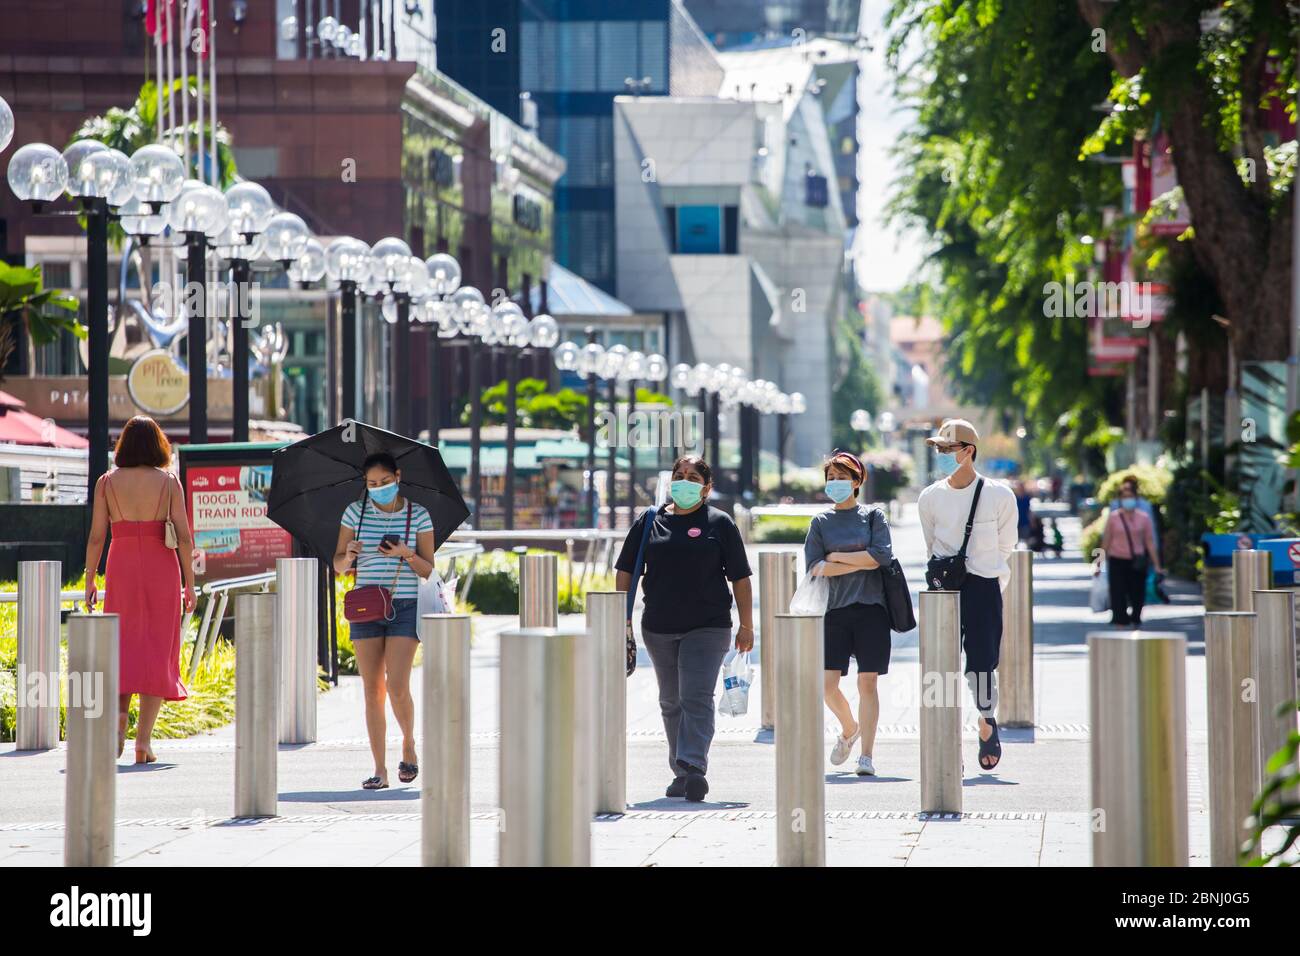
[436,0,722,293]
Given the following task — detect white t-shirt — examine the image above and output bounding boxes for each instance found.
[917,472,1019,590]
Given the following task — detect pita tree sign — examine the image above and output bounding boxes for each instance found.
[183,457,292,581]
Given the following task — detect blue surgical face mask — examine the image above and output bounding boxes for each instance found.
[935,452,958,476]
[1120,497,1138,510]
[369,481,399,505]
[670,479,704,510]
[825,479,855,504]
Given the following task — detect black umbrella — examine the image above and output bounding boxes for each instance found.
[267,420,470,565]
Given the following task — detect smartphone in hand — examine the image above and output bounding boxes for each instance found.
[380,534,401,552]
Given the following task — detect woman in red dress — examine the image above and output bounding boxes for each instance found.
[84,416,197,763]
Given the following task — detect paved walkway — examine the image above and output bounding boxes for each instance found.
[0,505,1248,866]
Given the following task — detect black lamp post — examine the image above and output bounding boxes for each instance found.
[468,337,482,524]
[85,197,110,498]
[229,256,253,442]
[340,279,358,420]
[391,292,411,435]
[584,330,599,526]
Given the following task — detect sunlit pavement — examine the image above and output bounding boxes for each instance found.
[2,504,1263,866]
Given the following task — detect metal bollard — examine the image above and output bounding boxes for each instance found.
[499,626,594,866]
[235,592,278,818]
[919,590,962,813]
[1253,590,1298,804]
[519,553,558,628]
[421,614,471,867]
[1088,630,1188,866]
[759,550,799,731]
[16,560,61,751]
[773,613,825,866]
[586,591,627,814]
[276,557,318,744]
[998,549,1034,728]
[1232,550,1271,612]
[1205,611,1260,866]
[64,613,119,867]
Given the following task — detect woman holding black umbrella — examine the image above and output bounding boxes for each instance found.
[333,451,438,790]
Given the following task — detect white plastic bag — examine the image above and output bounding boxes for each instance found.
[1089,566,1109,613]
[718,649,753,717]
[417,567,453,618]
[788,562,830,615]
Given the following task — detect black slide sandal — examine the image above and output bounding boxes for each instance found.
[362,776,389,790]
[978,719,1001,770]
[398,762,418,784]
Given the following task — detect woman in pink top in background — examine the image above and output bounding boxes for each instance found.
[84,416,197,763]
[1100,475,1165,627]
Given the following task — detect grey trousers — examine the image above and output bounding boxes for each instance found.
[641,626,732,777]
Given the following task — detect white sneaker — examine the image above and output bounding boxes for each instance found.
[856,755,876,776]
[830,729,860,765]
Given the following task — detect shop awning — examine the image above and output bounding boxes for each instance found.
[0,390,88,449]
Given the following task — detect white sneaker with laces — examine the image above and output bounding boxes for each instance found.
[830,729,860,765]
[856,755,876,776]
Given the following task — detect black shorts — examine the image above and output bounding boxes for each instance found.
[823,602,892,676]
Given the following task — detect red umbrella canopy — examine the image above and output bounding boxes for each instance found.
[0,390,89,448]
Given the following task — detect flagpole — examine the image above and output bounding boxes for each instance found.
[155,1,164,143]
[196,2,205,186]
[209,0,217,187]
[179,0,189,175]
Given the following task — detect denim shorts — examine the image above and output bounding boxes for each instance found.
[348,598,420,640]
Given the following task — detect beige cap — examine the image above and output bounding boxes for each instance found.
[925,418,980,448]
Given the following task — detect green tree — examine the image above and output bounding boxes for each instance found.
[69,78,237,190]
[0,262,81,383]
[882,0,1296,470]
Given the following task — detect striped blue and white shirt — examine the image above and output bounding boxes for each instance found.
[341,497,434,599]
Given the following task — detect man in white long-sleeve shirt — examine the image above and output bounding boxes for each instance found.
[917,419,1018,771]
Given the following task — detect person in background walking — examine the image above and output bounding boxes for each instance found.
[83,415,196,764]
[1100,475,1164,627]
[918,419,1018,771]
[1013,479,1033,543]
[333,452,438,790]
[804,451,894,777]
[616,455,753,802]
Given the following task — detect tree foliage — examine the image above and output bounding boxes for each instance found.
[0,262,81,383]
[885,0,1297,471]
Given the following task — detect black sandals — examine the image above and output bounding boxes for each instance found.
[978,719,1002,770]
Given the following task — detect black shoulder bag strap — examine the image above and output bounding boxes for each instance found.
[355,490,370,538]
[956,479,985,559]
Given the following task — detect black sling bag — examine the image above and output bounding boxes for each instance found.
[926,478,984,591]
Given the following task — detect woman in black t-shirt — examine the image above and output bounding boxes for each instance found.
[616,455,754,803]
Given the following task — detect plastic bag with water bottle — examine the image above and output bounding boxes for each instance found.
[717,649,753,717]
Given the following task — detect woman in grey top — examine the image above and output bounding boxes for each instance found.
[804,451,893,776]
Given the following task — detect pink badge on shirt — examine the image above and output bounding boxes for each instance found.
[687,527,702,537]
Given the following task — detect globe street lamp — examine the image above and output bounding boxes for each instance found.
[7,135,187,500]
[324,236,371,422]
[620,350,666,508]
[562,334,606,527]
[494,303,558,529]
[221,180,275,441]
[618,349,646,510]
[167,179,230,442]
[0,95,13,154]
[423,252,462,440]
[599,343,629,526]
